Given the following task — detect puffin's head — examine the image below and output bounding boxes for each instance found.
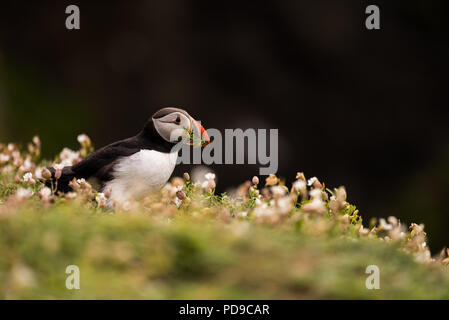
[151,107,210,146]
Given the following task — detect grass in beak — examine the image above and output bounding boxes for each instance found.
[184,127,207,147]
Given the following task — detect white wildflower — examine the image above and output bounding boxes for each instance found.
[205,172,215,180]
[359,225,369,236]
[95,193,107,207]
[19,159,33,172]
[34,167,43,180]
[65,192,78,199]
[95,193,106,202]
[379,218,393,231]
[11,150,21,160]
[202,178,216,193]
[162,183,177,197]
[302,198,326,215]
[410,223,425,235]
[309,188,322,200]
[16,188,34,200]
[59,148,80,166]
[23,172,33,182]
[254,204,276,217]
[292,180,306,192]
[335,186,347,202]
[307,177,318,186]
[39,187,52,198]
[77,134,89,144]
[0,154,10,163]
[77,178,92,190]
[53,163,65,171]
[276,196,293,214]
[387,216,399,227]
[1,165,14,174]
[271,186,286,197]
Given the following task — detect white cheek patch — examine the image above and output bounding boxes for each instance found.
[153,120,172,142]
[154,115,191,143]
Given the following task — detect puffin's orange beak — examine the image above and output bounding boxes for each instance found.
[190,117,210,146]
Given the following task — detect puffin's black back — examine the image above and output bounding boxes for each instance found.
[46,119,176,192]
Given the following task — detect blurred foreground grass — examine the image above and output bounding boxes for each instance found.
[1,203,449,299]
[1,137,449,299]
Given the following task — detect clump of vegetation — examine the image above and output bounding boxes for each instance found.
[0,136,449,299]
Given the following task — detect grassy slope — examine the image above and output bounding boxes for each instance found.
[1,136,448,299]
[1,202,449,299]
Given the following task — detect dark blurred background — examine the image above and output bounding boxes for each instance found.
[0,1,448,251]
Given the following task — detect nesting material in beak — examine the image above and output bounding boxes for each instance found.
[188,117,210,146]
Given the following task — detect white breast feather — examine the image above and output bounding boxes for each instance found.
[105,150,177,204]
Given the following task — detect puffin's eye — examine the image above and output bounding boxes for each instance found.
[174,115,181,125]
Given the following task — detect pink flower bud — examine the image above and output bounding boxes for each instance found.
[208,179,216,190]
[104,187,112,198]
[176,190,186,200]
[32,136,41,148]
[252,176,259,185]
[55,170,62,180]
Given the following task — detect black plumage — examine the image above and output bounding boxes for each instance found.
[46,115,176,193]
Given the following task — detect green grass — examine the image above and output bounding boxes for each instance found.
[1,203,449,299]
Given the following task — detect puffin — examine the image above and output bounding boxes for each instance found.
[46,107,209,203]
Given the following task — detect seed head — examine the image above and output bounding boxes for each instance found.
[296,172,306,181]
[265,174,279,186]
[41,168,52,180]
